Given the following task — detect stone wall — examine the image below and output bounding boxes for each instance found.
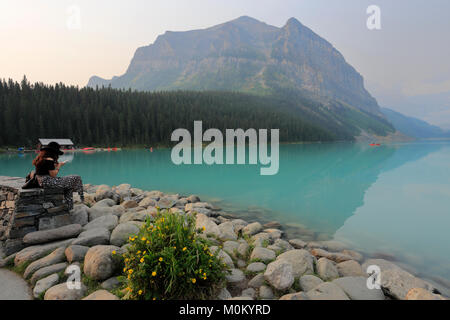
[0,176,71,255]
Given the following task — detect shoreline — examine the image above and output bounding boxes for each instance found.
[1,180,448,300]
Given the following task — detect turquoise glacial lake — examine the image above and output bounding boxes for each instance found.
[1,141,449,283]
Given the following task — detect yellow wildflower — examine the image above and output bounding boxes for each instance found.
[141,237,146,241]
[128,269,133,274]
[111,250,116,255]
[140,258,144,263]
[152,271,157,277]
[159,257,163,262]
[182,247,187,251]
[191,278,196,284]
[138,290,143,295]
[146,240,150,244]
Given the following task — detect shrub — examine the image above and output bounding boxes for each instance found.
[121,209,229,300]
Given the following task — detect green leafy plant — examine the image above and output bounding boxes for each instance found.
[121,209,229,300]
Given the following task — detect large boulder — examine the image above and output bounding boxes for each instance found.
[332,276,385,300]
[405,288,447,300]
[33,273,59,298]
[288,239,307,249]
[30,262,68,285]
[299,275,324,292]
[218,222,237,241]
[225,268,246,289]
[83,215,118,231]
[24,247,66,279]
[242,222,262,236]
[14,239,74,266]
[264,260,294,291]
[306,282,350,300]
[44,283,87,300]
[82,289,119,300]
[69,204,89,226]
[72,227,111,247]
[311,248,354,263]
[276,249,315,278]
[246,262,266,273]
[94,185,118,202]
[316,257,339,281]
[83,245,124,281]
[65,245,89,263]
[88,199,124,221]
[23,224,82,245]
[121,200,138,209]
[110,222,140,247]
[248,273,265,288]
[336,260,364,277]
[379,268,437,300]
[195,213,220,238]
[250,247,275,263]
[113,184,132,200]
[138,197,157,208]
[119,210,153,224]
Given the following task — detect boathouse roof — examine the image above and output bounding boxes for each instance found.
[38,138,74,146]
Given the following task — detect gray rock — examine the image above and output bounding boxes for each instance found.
[110,222,140,246]
[83,245,124,281]
[288,239,307,249]
[341,249,364,262]
[138,196,157,208]
[83,215,118,231]
[69,204,89,226]
[82,289,119,300]
[218,222,237,241]
[222,241,240,258]
[242,222,262,236]
[214,248,234,268]
[380,268,436,300]
[311,248,354,263]
[44,283,87,300]
[119,210,153,224]
[157,197,177,209]
[264,260,294,291]
[316,257,339,281]
[33,273,59,298]
[226,269,246,288]
[263,221,282,229]
[101,277,121,290]
[251,232,271,247]
[237,259,247,268]
[247,262,266,273]
[88,200,123,221]
[337,260,364,277]
[273,239,294,251]
[14,239,74,266]
[94,185,116,202]
[121,200,138,209]
[299,275,324,292]
[237,242,250,258]
[276,249,315,278]
[250,247,275,263]
[30,262,68,285]
[65,245,89,263]
[332,276,385,300]
[23,224,82,245]
[259,285,274,299]
[217,287,232,300]
[187,195,200,203]
[248,273,265,288]
[306,282,350,300]
[361,258,401,274]
[72,227,110,247]
[264,228,283,240]
[195,213,220,238]
[241,288,256,298]
[279,292,309,300]
[24,247,66,279]
[405,288,447,300]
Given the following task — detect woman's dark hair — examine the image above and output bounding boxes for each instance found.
[32,150,58,167]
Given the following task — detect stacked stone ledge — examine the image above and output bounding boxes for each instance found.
[0,176,71,255]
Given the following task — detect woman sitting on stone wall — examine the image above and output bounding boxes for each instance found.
[31,141,84,210]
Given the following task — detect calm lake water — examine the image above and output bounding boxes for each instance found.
[1,141,449,283]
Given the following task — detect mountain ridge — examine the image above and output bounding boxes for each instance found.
[88,16,394,139]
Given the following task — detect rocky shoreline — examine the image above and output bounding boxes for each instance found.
[0,182,448,300]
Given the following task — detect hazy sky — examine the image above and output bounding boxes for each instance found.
[1,0,449,124]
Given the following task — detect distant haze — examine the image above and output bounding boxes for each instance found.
[1,0,449,126]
